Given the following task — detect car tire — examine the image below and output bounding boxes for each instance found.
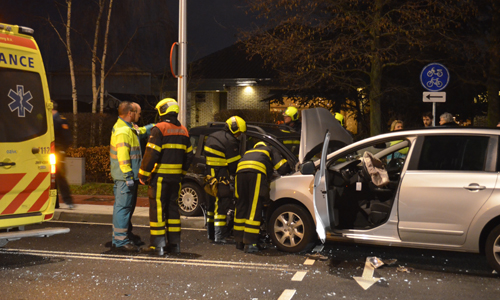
[268,204,316,253]
[485,224,500,273]
[178,182,204,216]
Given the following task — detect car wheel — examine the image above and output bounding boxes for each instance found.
[268,204,315,253]
[178,182,204,216]
[485,224,500,273]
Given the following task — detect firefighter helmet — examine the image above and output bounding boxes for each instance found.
[283,106,299,122]
[226,116,247,134]
[156,98,179,116]
[334,112,344,127]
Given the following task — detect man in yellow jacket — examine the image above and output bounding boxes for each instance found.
[110,101,154,252]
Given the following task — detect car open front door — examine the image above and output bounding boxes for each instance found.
[313,130,335,243]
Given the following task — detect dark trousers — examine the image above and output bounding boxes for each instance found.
[206,167,232,239]
[55,151,73,206]
[234,172,267,245]
[148,176,181,247]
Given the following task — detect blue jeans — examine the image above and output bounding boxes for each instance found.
[112,180,138,247]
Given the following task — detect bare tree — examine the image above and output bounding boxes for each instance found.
[48,0,78,146]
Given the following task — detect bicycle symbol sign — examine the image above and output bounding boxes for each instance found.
[420,63,449,92]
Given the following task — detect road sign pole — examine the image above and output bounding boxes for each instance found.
[433,103,436,127]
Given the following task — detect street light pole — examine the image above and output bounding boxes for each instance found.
[178,0,187,125]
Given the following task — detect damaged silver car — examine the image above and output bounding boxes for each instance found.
[269,109,500,273]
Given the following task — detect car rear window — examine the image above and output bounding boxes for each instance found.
[418,135,489,171]
[0,68,47,142]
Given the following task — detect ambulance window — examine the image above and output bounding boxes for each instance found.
[0,68,47,142]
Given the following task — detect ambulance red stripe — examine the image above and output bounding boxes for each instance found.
[28,186,50,212]
[0,173,26,199]
[0,32,37,50]
[1,172,49,215]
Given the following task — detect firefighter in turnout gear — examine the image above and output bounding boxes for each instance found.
[204,116,246,243]
[234,141,290,253]
[283,106,301,132]
[139,98,193,256]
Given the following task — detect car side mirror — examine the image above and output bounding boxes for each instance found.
[300,161,315,175]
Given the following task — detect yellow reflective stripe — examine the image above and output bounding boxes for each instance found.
[237,161,267,174]
[245,219,261,226]
[155,169,183,174]
[163,143,187,150]
[227,155,241,163]
[168,219,181,224]
[147,142,161,152]
[234,217,246,223]
[186,145,193,153]
[215,221,227,226]
[246,149,270,158]
[244,228,260,234]
[214,215,227,220]
[207,211,214,216]
[156,164,183,169]
[206,157,228,166]
[151,230,166,235]
[283,140,300,145]
[168,227,181,232]
[150,221,166,227]
[204,146,225,158]
[234,225,245,231]
[249,173,261,221]
[235,175,239,198]
[154,164,183,174]
[207,219,214,223]
[274,159,287,170]
[139,169,151,177]
[156,177,163,223]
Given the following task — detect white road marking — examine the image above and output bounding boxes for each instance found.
[353,257,380,290]
[291,271,308,281]
[0,248,293,271]
[303,258,315,265]
[278,289,296,300]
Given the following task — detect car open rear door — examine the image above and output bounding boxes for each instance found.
[313,130,334,243]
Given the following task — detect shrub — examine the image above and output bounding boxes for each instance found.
[67,146,112,183]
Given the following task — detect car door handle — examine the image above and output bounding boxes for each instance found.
[0,162,16,167]
[463,184,486,191]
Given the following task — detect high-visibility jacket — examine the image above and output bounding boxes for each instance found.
[236,144,290,177]
[204,129,241,178]
[110,117,146,181]
[139,119,193,182]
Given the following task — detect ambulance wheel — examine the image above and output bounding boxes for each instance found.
[178,182,204,216]
[268,204,315,253]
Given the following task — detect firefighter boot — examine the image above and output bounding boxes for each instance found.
[214,226,229,244]
[168,243,180,254]
[207,222,215,241]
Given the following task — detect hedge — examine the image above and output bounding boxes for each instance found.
[67,146,112,183]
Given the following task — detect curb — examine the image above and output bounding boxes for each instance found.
[53,208,205,229]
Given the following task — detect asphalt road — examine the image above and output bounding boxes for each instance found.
[1,221,499,299]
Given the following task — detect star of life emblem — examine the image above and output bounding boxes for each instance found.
[8,85,33,117]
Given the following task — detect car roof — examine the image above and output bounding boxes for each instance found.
[189,122,301,140]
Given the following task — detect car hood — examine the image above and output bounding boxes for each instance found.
[299,108,353,163]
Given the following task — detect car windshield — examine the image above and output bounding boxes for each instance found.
[330,139,410,167]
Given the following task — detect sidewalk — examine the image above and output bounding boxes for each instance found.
[53,195,205,229]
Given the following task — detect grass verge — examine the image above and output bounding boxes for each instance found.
[70,183,148,197]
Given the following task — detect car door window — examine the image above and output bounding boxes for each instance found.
[418,136,489,171]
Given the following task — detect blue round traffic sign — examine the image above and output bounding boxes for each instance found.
[420,63,449,92]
